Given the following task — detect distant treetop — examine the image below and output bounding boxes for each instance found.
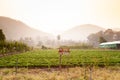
[0,29,6,41]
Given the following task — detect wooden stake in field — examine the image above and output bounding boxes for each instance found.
[89,66,92,80]
[59,48,63,69]
[15,58,18,75]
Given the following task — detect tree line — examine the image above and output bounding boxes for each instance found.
[0,29,30,54]
[87,29,120,47]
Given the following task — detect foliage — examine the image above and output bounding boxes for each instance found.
[41,45,48,49]
[99,36,107,43]
[57,35,61,40]
[0,49,119,67]
[88,29,120,47]
[0,41,30,54]
[0,29,6,41]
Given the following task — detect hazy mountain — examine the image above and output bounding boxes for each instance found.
[0,16,53,40]
[61,24,105,41]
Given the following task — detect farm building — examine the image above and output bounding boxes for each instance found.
[99,41,120,49]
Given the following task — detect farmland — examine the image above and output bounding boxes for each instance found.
[0,49,120,67]
[0,49,120,80]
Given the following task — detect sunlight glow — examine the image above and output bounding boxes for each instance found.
[0,0,120,35]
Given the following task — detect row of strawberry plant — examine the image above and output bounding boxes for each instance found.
[0,50,119,67]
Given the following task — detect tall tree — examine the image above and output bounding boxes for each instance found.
[99,36,107,43]
[87,33,100,47]
[57,35,61,40]
[103,29,114,41]
[0,29,6,41]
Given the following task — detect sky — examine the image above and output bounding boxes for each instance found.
[0,0,120,35]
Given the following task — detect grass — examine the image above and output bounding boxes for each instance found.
[0,49,119,67]
[0,67,119,80]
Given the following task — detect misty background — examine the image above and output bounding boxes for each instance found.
[1,16,120,49]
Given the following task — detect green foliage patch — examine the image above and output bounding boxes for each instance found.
[0,49,119,67]
[0,41,30,54]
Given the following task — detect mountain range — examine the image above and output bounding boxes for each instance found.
[0,16,119,42]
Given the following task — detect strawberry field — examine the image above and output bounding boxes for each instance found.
[0,49,120,67]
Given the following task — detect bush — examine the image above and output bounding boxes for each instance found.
[0,41,30,54]
[41,45,48,49]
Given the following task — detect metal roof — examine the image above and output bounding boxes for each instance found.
[100,41,120,45]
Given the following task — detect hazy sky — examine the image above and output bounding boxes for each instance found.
[0,0,120,35]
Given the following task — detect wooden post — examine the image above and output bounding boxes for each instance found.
[15,58,18,75]
[59,48,63,70]
[84,57,87,80]
[59,54,62,70]
[89,66,92,80]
